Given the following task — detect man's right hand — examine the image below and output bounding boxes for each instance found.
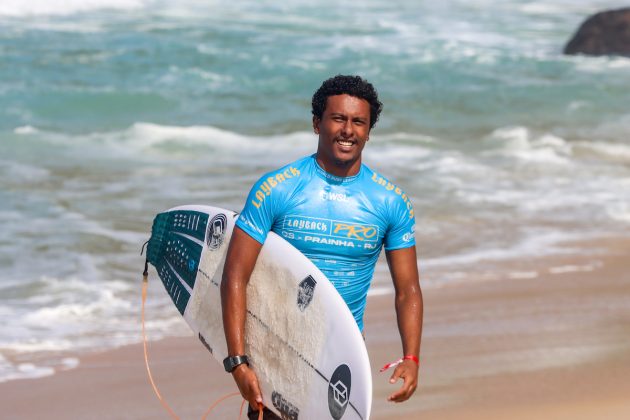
[232,363,263,408]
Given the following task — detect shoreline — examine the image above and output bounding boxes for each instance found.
[1,236,629,419]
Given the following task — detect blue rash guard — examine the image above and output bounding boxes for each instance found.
[236,154,416,331]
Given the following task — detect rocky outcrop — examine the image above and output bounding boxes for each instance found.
[564,8,630,57]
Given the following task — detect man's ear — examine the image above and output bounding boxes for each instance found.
[312,116,320,134]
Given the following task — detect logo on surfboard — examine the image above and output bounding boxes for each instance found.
[206,214,227,250]
[297,275,317,312]
[328,364,351,419]
[271,391,299,420]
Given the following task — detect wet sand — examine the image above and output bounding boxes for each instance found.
[367,237,630,419]
[1,237,629,419]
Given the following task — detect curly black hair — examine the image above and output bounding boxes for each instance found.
[311,75,383,129]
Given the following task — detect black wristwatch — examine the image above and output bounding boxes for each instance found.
[223,355,249,373]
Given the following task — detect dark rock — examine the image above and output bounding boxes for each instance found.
[564,7,630,57]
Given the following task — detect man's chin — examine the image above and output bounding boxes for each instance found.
[333,156,355,167]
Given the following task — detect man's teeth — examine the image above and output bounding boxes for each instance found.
[338,140,353,146]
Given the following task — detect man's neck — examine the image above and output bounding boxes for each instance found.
[315,155,362,178]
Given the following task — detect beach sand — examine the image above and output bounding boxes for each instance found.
[1,236,629,419]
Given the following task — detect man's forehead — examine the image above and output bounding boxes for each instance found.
[324,94,370,114]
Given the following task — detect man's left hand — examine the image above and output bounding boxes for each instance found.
[387,359,418,402]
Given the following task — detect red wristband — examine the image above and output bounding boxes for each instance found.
[403,355,419,365]
[380,355,420,372]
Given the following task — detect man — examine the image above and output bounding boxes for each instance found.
[221,75,423,419]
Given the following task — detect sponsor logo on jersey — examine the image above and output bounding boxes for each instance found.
[320,191,349,202]
[402,225,416,242]
[332,222,378,241]
[284,216,379,244]
[304,235,356,247]
[284,216,329,233]
[370,172,415,219]
[251,166,301,209]
[239,215,264,235]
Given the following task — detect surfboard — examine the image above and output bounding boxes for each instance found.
[146,205,372,420]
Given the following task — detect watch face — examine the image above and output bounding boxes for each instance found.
[223,357,232,372]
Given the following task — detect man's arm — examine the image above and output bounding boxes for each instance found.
[385,245,423,403]
[220,226,264,408]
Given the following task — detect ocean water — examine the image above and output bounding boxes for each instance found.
[1,0,629,382]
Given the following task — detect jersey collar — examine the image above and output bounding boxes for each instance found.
[311,154,362,185]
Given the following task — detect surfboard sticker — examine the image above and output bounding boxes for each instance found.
[272,391,299,420]
[206,213,227,250]
[328,364,352,419]
[297,275,317,312]
[148,205,372,419]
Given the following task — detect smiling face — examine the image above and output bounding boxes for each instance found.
[313,94,371,177]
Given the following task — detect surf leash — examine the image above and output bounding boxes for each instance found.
[379,355,420,372]
[200,391,241,419]
[141,246,264,420]
[200,396,264,420]
[240,400,247,418]
[142,258,182,420]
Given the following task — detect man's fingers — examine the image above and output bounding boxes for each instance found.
[388,374,410,402]
[251,385,263,406]
[233,365,263,408]
[386,361,418,402]
[246,376,263,408]
[387,388,404,402]
[387,365,406,400]
[389,365,402,384]
[246,386,263,415]
[248,394,262,410]
[388,377,412,402]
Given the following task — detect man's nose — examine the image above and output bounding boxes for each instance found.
[341,120,353,137]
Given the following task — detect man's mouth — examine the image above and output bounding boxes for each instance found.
[336,139,355,148]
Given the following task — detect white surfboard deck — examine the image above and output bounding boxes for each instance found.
[147,204,372,420]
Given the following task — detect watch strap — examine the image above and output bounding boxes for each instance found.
[223,354,249,373]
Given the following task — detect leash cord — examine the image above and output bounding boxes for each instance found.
[142,262,264,420]
[142,265,181,419]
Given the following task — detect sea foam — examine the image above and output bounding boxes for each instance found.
[0,0,146,17]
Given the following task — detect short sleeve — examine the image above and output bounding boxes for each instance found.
[383,194,416,251]
[235,174,279,244]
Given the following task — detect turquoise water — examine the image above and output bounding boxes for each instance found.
[1,0,629,381]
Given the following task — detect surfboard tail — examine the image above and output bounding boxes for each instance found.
[147,212,170,266]
[147,210,208,314]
